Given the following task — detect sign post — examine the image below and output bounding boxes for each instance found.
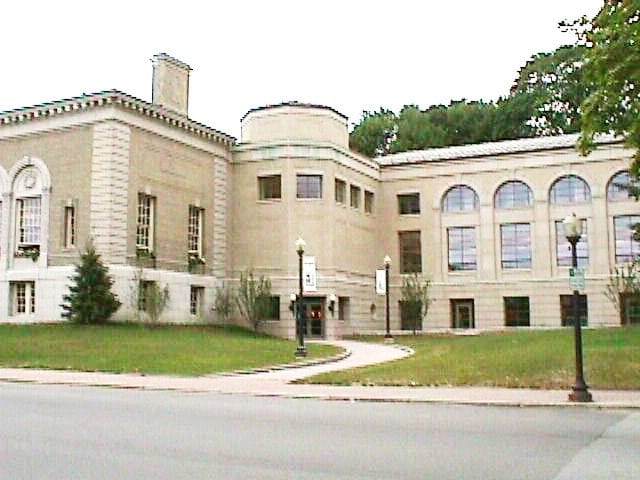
[569,267,585,291]
[302,256,317,292]
[375,269,386,295]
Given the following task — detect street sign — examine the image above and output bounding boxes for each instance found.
[375,269,386,295]
[303,256,317,292]
[569,267,585,291]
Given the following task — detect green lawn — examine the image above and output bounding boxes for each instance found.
[304,327,640,390]
[0,324,340,376]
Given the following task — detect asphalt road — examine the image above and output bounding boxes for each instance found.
[1,383,638,480]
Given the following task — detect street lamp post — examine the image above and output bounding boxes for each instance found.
[295,237,307,357]
[563,213,592,403]
[384,255,393,342]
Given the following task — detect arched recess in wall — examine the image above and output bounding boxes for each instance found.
[441,185,480,213]
[7,156,52,267]
[494,180,534,209]
[0,165,9,264]
[549,174,592,205]
[607,170,637,201]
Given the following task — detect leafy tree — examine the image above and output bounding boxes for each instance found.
[510,44,590,135]
[605,259,640,321]
[349,108,397,157]
[578,1,640,176]
[61,240,121,324]
[143,282,170,324]
[399,273,432,335]
[214,282,235,324]
[235,270,272,331]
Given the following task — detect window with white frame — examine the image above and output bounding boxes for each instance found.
[550,175,591,205]
[608,171,639,201]
[11,281,35,315]
[190,286,204,316]
[495,181,533,209]
[614,215,640,263]
[188,206,204,257]
[136,193,155,252]
[64,205,76,248]
[16,197,41,247]
[448,226,477,271]
[443,186,479,213]
[500,223,532,269]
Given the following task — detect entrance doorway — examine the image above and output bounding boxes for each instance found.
[451,299,475,329]
[302,298,325,338]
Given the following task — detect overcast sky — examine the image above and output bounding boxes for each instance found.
[2,0,603,139]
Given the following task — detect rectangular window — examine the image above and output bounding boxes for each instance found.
[350,185,361,209]
[504,297,530,326]
[16,197,41,245]
[399,231,422,273]
[364,191,374,214]
[136,194,155,251]
[621,293,640,325]
[398,193,420,215]
[296,174,322,199]
[556,220,588,267]
[560,294,588,326]
[614,215,640,263]
[265,296,280,320]
[64,205,76,248]
[258,175,282,200]
[335,179,346,204]
[188,206,204,256]
[11,281,35,315]
[338,297,349,321]
[448,227,477,271]
[138,280,155,312]
[501,223,531,269]
[190,286,204,316]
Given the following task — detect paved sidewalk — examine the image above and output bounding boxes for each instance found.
[0,340,638,409]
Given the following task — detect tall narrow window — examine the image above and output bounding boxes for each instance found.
[188,206,204,257]
[556,220,588,267]
[364,191,374,214]
[136,194,155,252]
[398,193,420,215]
[258,175,281,200]
[296,175,322,199]
[64,205,76,248]
[614,215,640,263]
[448,227,477,271]
[16,197,41,247]
[500,223,531,269]
[11,281,35,315]
[399,231,422,273]
[190,286,204,316]
[350,185,361,209]
[335,179,346,204]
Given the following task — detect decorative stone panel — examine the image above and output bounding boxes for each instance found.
[90,121,130,263]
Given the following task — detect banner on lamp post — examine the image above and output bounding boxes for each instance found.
[303,256,317,292]
[376,269,386,295]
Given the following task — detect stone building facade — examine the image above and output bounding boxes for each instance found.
[0,54,638,336]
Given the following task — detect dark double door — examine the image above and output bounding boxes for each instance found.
[297,298,324,338]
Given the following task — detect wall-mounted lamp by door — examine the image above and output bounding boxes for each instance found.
[289,293,297,312]
[328,293,337,315]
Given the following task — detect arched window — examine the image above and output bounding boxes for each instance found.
[495,181,533,209]
[608,171,638,201]
[443,185,479,213]
[549,175,591,205]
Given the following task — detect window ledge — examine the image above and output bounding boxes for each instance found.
[399,213,421,218]
[257,199,282,204]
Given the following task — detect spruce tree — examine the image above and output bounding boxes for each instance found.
[61,240,121,324]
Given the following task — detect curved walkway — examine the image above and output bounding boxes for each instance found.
[0,340,638,408]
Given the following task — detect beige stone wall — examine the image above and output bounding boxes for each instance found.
[241,105,349,149]
[127,126,230,273]
[0,126,93,265]
[380,143,635,329]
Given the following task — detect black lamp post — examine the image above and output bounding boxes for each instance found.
[295,237,307,357]
[563,213,592,403]
[384,255,393,341]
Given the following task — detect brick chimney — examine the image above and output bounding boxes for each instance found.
[151,53,191,116]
